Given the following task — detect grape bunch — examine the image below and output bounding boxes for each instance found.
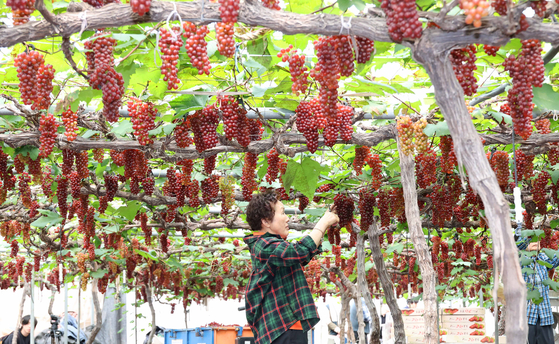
[218,0,240,22]
[130,0,151,16]
[174,119,193,148]
[311,37,340,122]
[18,173,32,208]
[355,37,375,64]
[459,0,490,27]
[440,136,457,174]
[492,0,530,31]
[158,27,183,90]
[536,118,551,134]
[265,148,280,183]
[75,151,89,179]
[313,183,335,203]
[295,101,319,153]
[449,45,478,96]
[353,146,371,176]
[380,0,423,42]
[62,107,78,142]
[531,0,548,17]
[39,113,58,158]
[397,115,414,156]
[7,0,35,25]
[533,171,550,214]
[33,64,55,111]
[336,36,355,77]
[338,103,354,142]
[242,153,259,201]
[57,176,69,219]
[503,40,544,140]
[416,149,437,189]
[219,175,235,216]
[367,154,383,191]
[201,175,219,205]
[189,105,220,152]
[298,195,309,213]
[488,151,509,191]
[262,0,280,9]
[183,23,212,75]
[359,188,375,232]
[128,98,157,145]
[333,193,354,230]
[220,96,252,146]
[70,171,82,199]
[216,23,236,58]
[278,45,310,96]
[483,45,500,56]
[14,51,45,105]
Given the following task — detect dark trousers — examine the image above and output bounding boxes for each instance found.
[528,318,554,344]
[271,330,308,344]
[353,331,368,344]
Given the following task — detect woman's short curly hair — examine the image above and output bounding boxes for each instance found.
[246,191,278,231]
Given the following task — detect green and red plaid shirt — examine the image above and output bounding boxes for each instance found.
[244,232,322,344]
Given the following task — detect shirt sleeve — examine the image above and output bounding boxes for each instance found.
[517,237,530,250]
[267,235,321,267]
[538,252,559,270]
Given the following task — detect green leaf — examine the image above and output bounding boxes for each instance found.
[166,256,183,269]
[541,248,559,260]
[169,94,208,116]
[111,121,134,136]
[424,122,450,137]
[117,201,142,221]
[543,279,559,291]
[305,208,327,216]
[489,111,512,125]
[90,269,109,279]
[550,170,559,185]
[299,157,327,199]
[522,267,536,274]
[551,219,559,229]
[527,289,542,303]
[533,84,559,111]
[281,160,302,194]
[14,145,40,160]
[135,249,158,261]
[223,278,239,287]
[538,260,553,268]
[385,243,404,254]
[31,210,64,228]
[520,255,533,266]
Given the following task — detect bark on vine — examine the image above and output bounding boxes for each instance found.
[86,279,103,344]
[396,137,438,344]
[413,39,527,344]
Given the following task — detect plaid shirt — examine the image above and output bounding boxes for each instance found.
[244,232,322,344]
[518,238,559,326]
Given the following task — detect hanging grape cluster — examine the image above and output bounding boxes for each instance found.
[128,98,157,145]
[416,149,438,189]
[7,0,35,25]
[278,45,310,96]
[295,102,319,153]
[158,26,183,90]
[15,50,55,110]
[380,0,422,42]
[219,175,235,216]
[190,105,220,153]
[333,194,354,230]
[86,32,124,122]
[39,113,58,158]
[504,39,545,140]
[353,146,371,176]
[242,153,259,201]
[355,37,375,64]
[449,45,478,96]
[62,107,78,142]
[397,116,429,156]
[183,23,212,75]
[459,0,490,27]
[488,151,510,191]
[130,0,151,16]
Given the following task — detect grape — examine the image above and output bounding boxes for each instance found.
[33,64,55,111]
[533,171,550,214]
[75,151,89,179]
[130,0,150,16]
[460,0,490,27]
[62,107,78,142]
[158,27,183,90]
[359,188,375,232]
[242,153,258,201]
[450,45,478,96]
[355,37,375,64]
[128,97,157,145]
[416,149,437,189]
[216,22,235,58]
[440,136,457,174]
[311,37,340,123]
[201,175,219,205]
[313,183,335,203]
[397,115,414,155]
[183,23,212,75]
[295,101,319,153]
[265,148,280,183]
[7,0,35,25]
[368,154,383,191]
[380,0,423,41]
[334,193,354,230]
[338,103,354,142]
[39,113,58,158]
[218,0,240,22]
[488,151,509,191]
[353,146,371,176]
[219,175,235,216]
[262,0,280,9]
[57,176,69,219]
[14,51,44,104]
[190,105,220,152]
[298,195,309,213]
[530,0,547,17]
[187,180,200,208]
[483,45,500,56]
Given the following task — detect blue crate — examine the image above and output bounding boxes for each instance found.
[164,328,214,344]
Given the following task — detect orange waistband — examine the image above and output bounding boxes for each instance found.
[290,321,303,330]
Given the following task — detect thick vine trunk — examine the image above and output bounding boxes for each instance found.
[355,294,366,344]
[339,293,350,343]
[86,279,102,344]
[366,222,405,344]
[396,137,438,344]
[356,232,381,344]
[12,282,28,344]
[413,40,527,344]
[146,286,157,344]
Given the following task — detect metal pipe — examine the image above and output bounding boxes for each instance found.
[77,282,81,344]
[64,283,69,344]
[31,271,35,344]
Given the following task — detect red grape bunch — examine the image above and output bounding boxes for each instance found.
[242,153,259,201]
[218,0,240,22]
[531,0,548,17]
[311,37,340,123]
[33,63,55,111]
[515,149,534,181]
[333,193,354,230]
[337,103,354,142]
[416,149,437,189]
[440,136,457,174]
[219,96,252,147]
[368,154,383,191]
[265,148,280,183]
[14,50,45,105]
[183,23,212,75]
[353,146,371,176]
[488,151,510,191]
[450,45,478,96]
[278,45,310,96]
[39,113,58,158]
[355,37,375,64]
[216,23,236,58]
[397,115,415,156]
[483,45,500,56]
[128,97,157,145]
[503,39,544,140]
[533,171,550,214]
[295,102,319,153]
[201,175,220,205]
[380,0,422,42]
[189,105,220,152]
[459,0,490,27]
[62,107,78,142]
[262,0,280,10]
[130,0,151,16]
[359,188,375,232]
[158,26,183,90]
[7,0,35,25]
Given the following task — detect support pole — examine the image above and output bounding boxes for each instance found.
[64,283,69,344]
[78,282,81,344]
[31,272,35,344]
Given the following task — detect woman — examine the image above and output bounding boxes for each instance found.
[1,315,37,344]
[244,191,339,344]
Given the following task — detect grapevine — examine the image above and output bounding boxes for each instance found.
[158,27,183,90]
[380,0,423,42]
[449,45,478,96]
[39,113,58,158]
[355,37,375,64]
[128,98,157,145]
[62,107,78,142]
[14,51,44,106]
[278,45,309,96]
[183,23,212,75]
[33,64,55,111]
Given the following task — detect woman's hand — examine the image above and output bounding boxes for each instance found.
[317,205,340,229]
